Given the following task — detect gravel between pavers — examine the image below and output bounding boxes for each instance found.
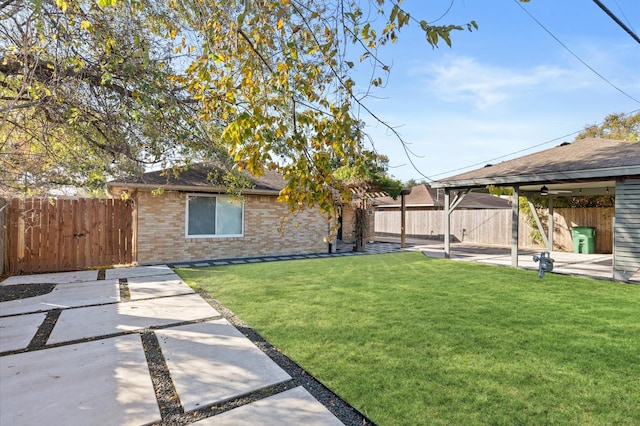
[192,287,377,426]
[0,283,56,302]
[0,281,376,425]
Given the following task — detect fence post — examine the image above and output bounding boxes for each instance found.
[0,198,7,276]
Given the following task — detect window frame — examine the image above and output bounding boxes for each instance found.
[185,193,244,238]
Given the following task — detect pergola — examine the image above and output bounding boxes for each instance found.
[431,138,640,281]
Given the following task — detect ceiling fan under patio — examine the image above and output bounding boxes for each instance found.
[540,186,573,196]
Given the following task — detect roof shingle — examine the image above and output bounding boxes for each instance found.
[107,163,285,194]
[376,184,510,209]
[433,138,640,187]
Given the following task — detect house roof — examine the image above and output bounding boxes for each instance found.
[376,184,510,209]
[376,184,437,207]
[431,138,640,192]
[106,163,285,195]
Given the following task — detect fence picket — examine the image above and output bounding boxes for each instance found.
[9,199,21,272]
[6,198,134,274]
[376,207,614,254]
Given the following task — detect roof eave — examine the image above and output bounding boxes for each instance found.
[106,182,281,196]
[431,166,640,189]
[377,203,436,208]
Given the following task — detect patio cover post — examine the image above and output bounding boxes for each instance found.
[444,189,451,258]
[400,188,411,248]
[526,197,552,251]
[512,185,519,267]
[548,195,554,252]
[401,192,406,248]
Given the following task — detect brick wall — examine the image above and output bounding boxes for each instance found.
[341,205,356,243]
[340,204,376,243]
[135,191,329,264]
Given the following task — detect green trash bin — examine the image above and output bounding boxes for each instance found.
[571,226,596,254]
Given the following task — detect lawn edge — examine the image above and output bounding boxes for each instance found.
[189,284,378,426]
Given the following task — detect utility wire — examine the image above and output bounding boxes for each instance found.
[592,0,640,44]
[427,131,581,179]
[513,0,640,105]
[428,108,640,180]
[409,2,639,182]
[613,0,637,33]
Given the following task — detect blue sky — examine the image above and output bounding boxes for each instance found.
[353,0,640,183]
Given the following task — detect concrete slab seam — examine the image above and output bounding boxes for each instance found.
[26,309,61,350]
[119,278,130,302]
[0,283,56,302]
[144,380,299,426]
[0,315,224,357]
[0,289,203,321]
[139,327,300,426]
[191,287,375,426]
[140,330,185,420]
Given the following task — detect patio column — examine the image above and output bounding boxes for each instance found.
[444,189,451,258]
[512,185,519,267]
[400,188,411,248]
[548,195,554,252]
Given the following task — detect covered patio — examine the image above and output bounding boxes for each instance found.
[430,138,640,282]
[418,242,617,281]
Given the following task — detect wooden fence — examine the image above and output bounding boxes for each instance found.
[1,198,7,276]
[375,207,614,254]
[6,198,134,274]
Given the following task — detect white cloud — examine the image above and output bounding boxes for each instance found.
[359,49,640,181]
[411,56,574,110]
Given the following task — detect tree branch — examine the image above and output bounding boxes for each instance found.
[0,56,198,106]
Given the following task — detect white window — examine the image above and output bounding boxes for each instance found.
[186,194,244,238]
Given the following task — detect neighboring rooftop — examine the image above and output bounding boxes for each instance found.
[376,184,510,209]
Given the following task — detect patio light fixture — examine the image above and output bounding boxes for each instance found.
[540,185,549,196]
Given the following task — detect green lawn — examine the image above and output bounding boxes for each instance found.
[178,252,640,425]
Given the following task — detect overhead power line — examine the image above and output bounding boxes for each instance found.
[428,108,640,180]
[409,2,640,182]
[513,0,640,105]
[592,0,640,44]
[613,0,637,34]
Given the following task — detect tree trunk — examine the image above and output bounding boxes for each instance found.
[354,206,367,252]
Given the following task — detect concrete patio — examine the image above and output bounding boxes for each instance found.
[0,265,351,425]
[419,243,618,280]
[371,237,640,282]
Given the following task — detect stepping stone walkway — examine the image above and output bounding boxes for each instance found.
[1,265,372,425]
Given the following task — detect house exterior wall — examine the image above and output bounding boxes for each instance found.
[340,204,375,243]
[134,191,329,264]
[614,179,640,281]
[341,206,355,243]
[367,209,375,242]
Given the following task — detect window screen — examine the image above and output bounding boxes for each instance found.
[187,195,243,237]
